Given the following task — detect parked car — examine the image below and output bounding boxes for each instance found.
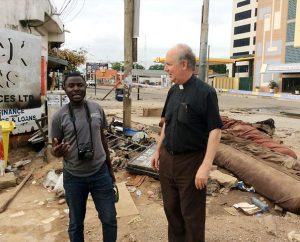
[86,80,96,87]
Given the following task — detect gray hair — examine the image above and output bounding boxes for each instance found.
[174,43,196,71]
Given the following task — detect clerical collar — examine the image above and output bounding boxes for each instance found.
[179,85,184,90]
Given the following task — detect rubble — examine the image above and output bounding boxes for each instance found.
[209,170,237,189]
[0,172,17,190]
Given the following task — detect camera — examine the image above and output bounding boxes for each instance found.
[78,143,94,161]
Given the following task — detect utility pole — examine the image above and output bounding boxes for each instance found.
[198,0,209,82]
[123,0,134,128]
[123,0,139,129]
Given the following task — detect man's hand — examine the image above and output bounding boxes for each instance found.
[195,163,211,190]
[151,150,160,171]
[51,138,70,157]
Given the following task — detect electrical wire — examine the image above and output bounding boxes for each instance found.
[59,0,72,15]
[61,0,78,19]
[64,0,85,23]
[58,0,68,14]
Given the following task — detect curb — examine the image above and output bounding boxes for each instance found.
[216,88,300,101]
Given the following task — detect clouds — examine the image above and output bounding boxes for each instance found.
[53,0,232,67]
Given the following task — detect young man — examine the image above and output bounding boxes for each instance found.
[151,44,223,242]
[51,72,117,242]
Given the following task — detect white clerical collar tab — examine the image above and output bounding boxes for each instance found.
[179,85,184,90]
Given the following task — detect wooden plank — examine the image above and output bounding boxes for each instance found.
[142,107,163,117]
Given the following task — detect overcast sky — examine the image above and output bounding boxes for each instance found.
[52,0,232,67]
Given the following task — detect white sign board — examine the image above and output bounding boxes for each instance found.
[0,29,42,133]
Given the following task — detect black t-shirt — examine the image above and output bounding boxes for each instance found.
[162,75,223,153]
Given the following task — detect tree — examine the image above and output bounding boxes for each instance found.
[149,64,164,70]
[134,63,145,70]
[111,62,124,72]
[111,62,144,71]
[49,48,87,72]
[209,64,226,74]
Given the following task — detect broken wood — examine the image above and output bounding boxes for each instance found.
[0,168,34,213]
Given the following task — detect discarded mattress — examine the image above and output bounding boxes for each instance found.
[214,143,300,214]
[221,116,297,159]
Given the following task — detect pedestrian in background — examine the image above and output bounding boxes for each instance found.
[151,44,223,242]
[51,72,117,242]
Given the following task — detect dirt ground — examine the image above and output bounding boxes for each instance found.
[0,91,300,242]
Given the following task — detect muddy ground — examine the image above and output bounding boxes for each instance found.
[0,90,300,242]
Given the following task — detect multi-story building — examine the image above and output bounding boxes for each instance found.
[231,0,300,93]
[255,0,300,92]
[230,0,258,79]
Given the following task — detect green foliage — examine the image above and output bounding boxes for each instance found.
[268,80,278,89]
[111,62,145,71]
[111,62,124,71]
[49,48,87,71]
[149,64,164,70]
[209,64,226,74]
[134,63,145,70]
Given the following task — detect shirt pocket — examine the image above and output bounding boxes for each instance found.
[177,102,191,123]
[177,102,199,124]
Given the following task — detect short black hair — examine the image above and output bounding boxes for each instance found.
[63,71,85,86]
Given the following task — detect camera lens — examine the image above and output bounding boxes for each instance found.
[83,151,94,160]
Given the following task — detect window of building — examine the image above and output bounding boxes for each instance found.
[235,10,252,21]
[236,65,249,73]
[233,51,249,57]
[253,36,256,45]
[288,0,297,20]
[237,0,250,8]
[255,8,257,16]
[234,24,251,34]
[254,22,256,31]
[233,37,250,47]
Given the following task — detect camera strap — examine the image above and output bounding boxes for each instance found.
[68,101,94,152]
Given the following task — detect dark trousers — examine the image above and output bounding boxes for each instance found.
[159,146,206,242]
[63,164,117,242]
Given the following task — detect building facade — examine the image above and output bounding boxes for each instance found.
[256,0,300,92]
[0,0,65,133]
[230,0,258,78]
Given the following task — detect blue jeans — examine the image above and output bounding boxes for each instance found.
[63,164,117,242]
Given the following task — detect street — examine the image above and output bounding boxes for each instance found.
[87,85,300,116]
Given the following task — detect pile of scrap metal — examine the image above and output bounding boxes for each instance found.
[106,118,155,172]
[216,116,300,214]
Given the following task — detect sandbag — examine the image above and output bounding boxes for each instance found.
[215,143,300,214]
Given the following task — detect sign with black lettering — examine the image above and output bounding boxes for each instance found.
[0,29,41,109]
[0,29,42,133]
